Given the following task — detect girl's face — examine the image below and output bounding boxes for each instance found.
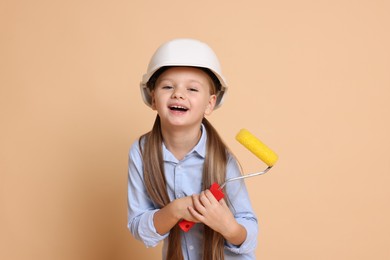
[151,67,217,130]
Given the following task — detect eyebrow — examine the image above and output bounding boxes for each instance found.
[157,78,205,86]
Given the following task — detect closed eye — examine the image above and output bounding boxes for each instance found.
[188,88,199,92]
[162,85,173,90]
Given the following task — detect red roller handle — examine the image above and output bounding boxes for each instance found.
[178,183,225,232]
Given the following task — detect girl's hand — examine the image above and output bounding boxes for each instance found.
[174,196,200,223]
[188,190,236,234]
[154,195,199,235]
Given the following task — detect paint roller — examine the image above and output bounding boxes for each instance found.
[179,128,278,232]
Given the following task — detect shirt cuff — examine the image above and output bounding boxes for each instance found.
[224,218,258,254]
[136,209,169,248]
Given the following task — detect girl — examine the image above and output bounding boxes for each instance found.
[127,38,258,260]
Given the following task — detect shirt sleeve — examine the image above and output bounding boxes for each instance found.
[223,156,259,254]
[127,140,169,247]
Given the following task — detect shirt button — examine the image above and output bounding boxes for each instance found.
[189,245,194,250]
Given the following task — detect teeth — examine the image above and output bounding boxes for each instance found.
[170,106,188,111]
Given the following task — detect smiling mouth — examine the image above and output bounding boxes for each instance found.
[169,105,188,112]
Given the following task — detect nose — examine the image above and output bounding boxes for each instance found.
[172,88,185,100]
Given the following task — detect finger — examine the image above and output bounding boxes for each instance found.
[188,206,205,222]
[192,194,206,213]
[204,189,218,203]
[199,191,211,206]
[192,194,200,201]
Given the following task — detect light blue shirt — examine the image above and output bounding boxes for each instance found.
[127,124,258,259]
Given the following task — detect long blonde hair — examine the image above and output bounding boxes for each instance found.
[139,66,230,259]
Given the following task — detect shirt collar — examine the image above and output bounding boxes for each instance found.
[162,124,207,162]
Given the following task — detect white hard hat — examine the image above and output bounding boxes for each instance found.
[140,38,228,109]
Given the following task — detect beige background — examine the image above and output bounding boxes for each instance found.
[1,0,389,259]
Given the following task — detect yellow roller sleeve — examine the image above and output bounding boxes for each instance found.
[236,129,278,167]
